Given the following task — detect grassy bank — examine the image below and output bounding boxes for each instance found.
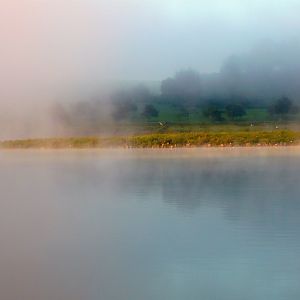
[1,130,300,149]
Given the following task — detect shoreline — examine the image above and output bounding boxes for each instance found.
[1,130,300,150]
[1,130,300,149]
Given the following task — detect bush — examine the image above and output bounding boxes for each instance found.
[225,103,246,120]
[268,96,298,118]
[142,104,159,118]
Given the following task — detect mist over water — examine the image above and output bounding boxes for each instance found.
[1,149,300,300]
[2,1,300,299]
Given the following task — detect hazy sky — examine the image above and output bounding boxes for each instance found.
[1,0,300,86]
[1,0,300,138]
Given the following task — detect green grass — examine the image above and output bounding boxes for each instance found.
[1,130,300,149]
[131,106,288,124]
[110,119,300,136]
[242,108,270,122]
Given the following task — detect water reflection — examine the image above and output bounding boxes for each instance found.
[0,150,300,300]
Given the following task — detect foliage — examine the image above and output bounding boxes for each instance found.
[268,96,298,117]
[112,96,137,120]
[202,104,224,122]
[225,103,246,119]
[142,104,159,118]
[161,69,201,106]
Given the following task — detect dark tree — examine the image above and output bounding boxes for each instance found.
[142,104,159,118]
[268,96,296,117]
[202,105,224,122]
[225,103,246,120]
[176,104,189,121]
[161,69,201,106]
[111,89,138,120]
[113,101,137,120]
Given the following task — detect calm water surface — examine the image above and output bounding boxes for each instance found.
[1,148,300,300]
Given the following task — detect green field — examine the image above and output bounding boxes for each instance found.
[131,104,300,125]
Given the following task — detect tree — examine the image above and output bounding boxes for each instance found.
[176,104,189,121]
[113,101,137,120]
[225,103,246,120]
[268,96,295,117]
[161,69,201,107]
[202,104,224,122]
[111,89,138,120]
[142,104,159,119]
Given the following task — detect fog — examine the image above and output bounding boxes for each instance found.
[2,0,300,138]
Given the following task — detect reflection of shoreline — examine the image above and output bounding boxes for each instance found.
[1,146,300,159]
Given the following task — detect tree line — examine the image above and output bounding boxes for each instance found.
[111,69,299,122]
[53,68,300,130]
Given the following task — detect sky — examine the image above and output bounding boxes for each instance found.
[2,0,300,85]
[1,0,300,103]
[1,0,300,137]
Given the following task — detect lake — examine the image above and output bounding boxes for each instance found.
[1,148,300,300]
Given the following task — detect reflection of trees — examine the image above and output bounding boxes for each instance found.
[105,157,300,234]
[159,158,300,234]
[63,156,300,235]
